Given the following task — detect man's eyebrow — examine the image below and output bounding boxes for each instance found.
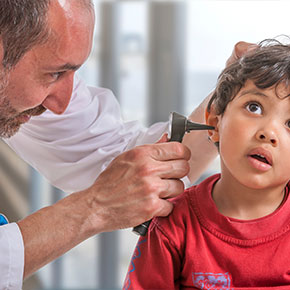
[238,89,269,99]
[47,63,81,71]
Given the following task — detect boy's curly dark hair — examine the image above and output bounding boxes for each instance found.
[207,38,290,115]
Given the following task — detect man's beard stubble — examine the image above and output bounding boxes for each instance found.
[0,71,46,138]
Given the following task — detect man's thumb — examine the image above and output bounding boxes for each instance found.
[156,133,169,143]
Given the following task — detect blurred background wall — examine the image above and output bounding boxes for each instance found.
[0,0,289,289]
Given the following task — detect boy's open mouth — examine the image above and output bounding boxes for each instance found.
[250,154,271,165]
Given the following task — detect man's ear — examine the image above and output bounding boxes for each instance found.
[205,106,220,144]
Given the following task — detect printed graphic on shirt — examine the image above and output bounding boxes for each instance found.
[192,272,232,290]
[123,238,147,290]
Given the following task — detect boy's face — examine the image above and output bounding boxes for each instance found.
[208,80,290,190]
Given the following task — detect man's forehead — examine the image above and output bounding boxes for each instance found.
[58,0,67,7]
[50,0,93,13]
[54,0,74,13]
[42,0,94,66]
[47,0,95,36]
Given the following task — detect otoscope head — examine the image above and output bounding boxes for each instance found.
[169,112,214,143]
[168,112,187,142]
[186,120,215,132]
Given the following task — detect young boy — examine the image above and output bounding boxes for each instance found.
[123,39,290,289]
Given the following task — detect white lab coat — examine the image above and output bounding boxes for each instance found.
[0,75,168,289]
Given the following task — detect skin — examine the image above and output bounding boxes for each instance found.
[207,80,290,220]
[0,0,255,279]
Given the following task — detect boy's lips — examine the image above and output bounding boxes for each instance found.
[247,147,273,171]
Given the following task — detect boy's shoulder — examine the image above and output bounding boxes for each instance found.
[171,173,220,213]
[169,173,220,204]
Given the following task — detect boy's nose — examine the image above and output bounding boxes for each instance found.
[255,129,278,147]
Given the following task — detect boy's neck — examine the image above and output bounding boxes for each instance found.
[212,171,287,220]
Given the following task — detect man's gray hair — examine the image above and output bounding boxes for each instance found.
[0,0,94,69]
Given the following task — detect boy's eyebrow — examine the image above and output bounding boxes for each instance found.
[238,89,269,99]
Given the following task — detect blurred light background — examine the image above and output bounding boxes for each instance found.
[0,0,289,289]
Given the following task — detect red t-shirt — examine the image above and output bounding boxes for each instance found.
[124,174,290,289]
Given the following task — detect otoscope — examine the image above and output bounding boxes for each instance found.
[132,112,215,236]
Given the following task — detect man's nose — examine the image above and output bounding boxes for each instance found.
[255,126,278,147]
[42,73,74,114]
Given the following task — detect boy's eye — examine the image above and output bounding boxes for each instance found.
[286,120,290,129]
[245,102,262,115]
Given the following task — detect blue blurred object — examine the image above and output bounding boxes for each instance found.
[0,214,8,226]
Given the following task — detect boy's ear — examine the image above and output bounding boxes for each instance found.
[205,106,220,143]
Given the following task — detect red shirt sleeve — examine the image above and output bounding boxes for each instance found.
[123,223,182,290]
[123,193,189,290]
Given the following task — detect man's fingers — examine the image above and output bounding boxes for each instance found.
[125,143,190,180]
[149,142,191,161]
[154,199,174,218]
[234,41,257,58]
[226,41,258,66]
[133,158,189,181]
[91,143,191,231]
[158,178,185,199]
[126,178,184,220]
[157,159,190,179]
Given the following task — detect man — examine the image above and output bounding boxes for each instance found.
[0,0,253,288]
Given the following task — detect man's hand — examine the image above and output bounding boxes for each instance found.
[84,141,191,232]
[226,41,258,66]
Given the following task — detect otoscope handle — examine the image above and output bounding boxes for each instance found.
[132,136,179,236]
[132,220,151,236]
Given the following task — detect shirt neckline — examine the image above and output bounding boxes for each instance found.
[190,174,290,246]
